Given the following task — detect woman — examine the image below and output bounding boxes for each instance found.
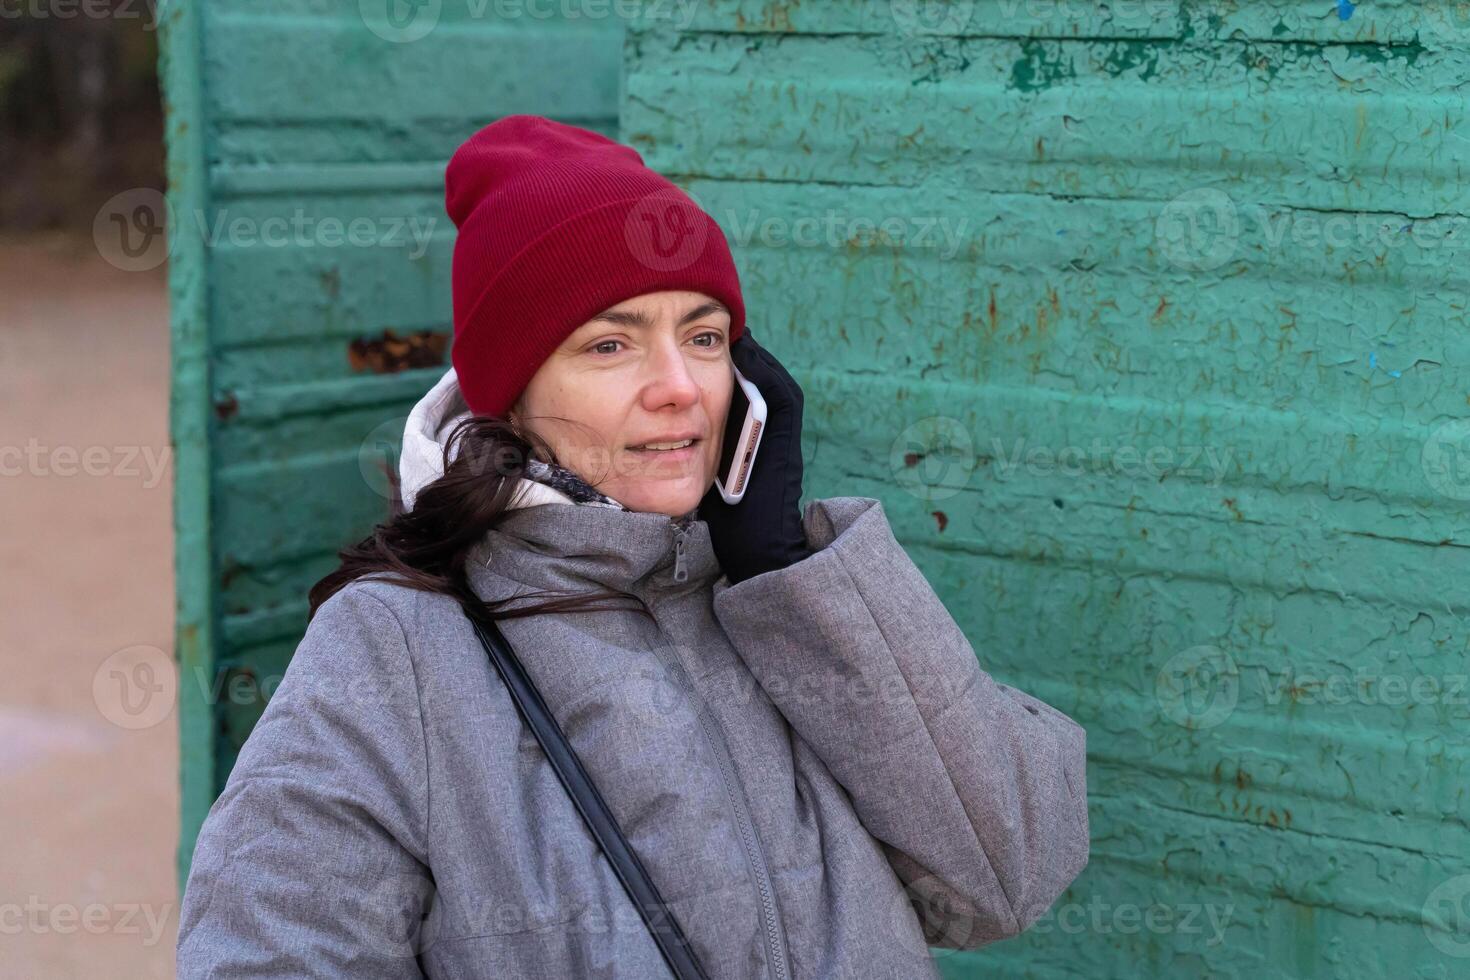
[176,115,1089,979]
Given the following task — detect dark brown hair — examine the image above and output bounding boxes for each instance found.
[307,394,652,628]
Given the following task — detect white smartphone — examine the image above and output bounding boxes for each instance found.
[713,365,767,504]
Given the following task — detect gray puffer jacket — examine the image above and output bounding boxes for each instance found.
[177,370,1089,979]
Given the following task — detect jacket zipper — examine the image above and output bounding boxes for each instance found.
[672,522,689,583]
[657,518,793,980]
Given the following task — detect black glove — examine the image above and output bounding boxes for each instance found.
[699,328,815,584]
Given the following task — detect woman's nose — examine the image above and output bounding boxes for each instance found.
[640,341,702,408]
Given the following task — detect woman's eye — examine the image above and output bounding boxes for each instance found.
[589,333,723,355]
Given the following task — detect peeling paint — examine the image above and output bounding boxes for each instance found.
[1010,39,1077,93]
[346,329,449,374]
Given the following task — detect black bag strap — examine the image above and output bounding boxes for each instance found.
[466,612,711,980]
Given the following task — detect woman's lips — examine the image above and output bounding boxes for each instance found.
[627,440,701,463]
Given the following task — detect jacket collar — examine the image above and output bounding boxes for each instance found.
[400,367,722,594]
[467,502,720,596]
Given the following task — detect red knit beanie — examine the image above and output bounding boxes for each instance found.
[444,115,747,417]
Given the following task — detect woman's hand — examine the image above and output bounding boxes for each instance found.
[699,328,815,584]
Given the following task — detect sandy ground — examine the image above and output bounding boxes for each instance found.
[0,232,179,978]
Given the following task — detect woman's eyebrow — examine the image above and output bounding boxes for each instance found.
[590,301,729,329]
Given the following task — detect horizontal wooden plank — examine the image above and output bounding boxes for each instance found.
[624,34,1470,213]
[200,13,621,163]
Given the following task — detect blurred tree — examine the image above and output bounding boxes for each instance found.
[0,2,161,231]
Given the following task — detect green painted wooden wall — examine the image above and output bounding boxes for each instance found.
[164,1,1470,975]
[617,2,1470,976]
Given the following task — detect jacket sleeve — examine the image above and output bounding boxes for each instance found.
[711,496,1089,949]
[177,583,434,978]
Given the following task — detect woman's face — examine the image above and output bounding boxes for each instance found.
[510,290,734,517]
